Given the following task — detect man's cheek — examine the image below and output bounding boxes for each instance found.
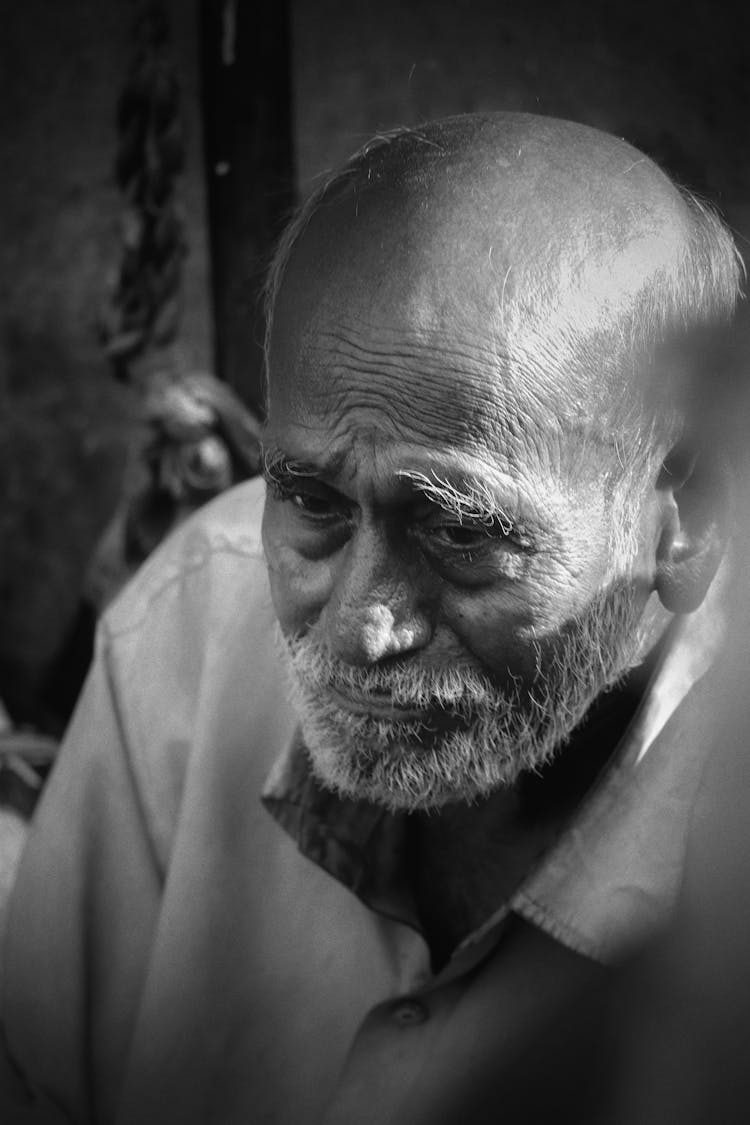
[448,590,540,685]
[266,548,335,636]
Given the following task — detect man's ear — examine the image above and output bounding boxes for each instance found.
[654,444,732,614]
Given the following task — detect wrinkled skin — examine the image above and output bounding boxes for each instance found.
[262,315,660,688]
[261,117,691,704]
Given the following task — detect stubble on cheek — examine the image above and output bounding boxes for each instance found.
[276,576,647,811]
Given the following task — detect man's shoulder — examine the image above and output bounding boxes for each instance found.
[90,477,292,869]
[103,476,269,640]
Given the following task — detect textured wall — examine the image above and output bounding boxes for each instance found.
[292,0,750,211]
[0,0,211,721]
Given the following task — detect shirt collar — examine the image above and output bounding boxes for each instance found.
[262,580,726,968]
[511,583,726,962]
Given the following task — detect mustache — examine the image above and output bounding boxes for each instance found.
[281,632,508,717]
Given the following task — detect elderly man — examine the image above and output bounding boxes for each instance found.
[1,113,743,1124]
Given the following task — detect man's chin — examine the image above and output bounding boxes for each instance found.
[299,714,540,813]
[305,746,495,812]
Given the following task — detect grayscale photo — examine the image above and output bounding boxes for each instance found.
[1,2,749,1122]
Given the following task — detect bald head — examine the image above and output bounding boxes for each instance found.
[290,113,688,302]
[267,113,741,454]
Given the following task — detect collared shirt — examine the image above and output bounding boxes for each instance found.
[0,478,725,1125]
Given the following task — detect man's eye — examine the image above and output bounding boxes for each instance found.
[432,523,492,550]
[420,516,531,569]
[288,490,335,517]
[270,480,347,523]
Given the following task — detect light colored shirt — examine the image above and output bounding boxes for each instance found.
[0,478,724,1125]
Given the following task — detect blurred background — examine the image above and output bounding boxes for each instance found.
[1,0,748,732]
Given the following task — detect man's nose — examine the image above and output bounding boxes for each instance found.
[321,535,432,666]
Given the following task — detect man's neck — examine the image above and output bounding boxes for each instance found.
[405,631,671,970]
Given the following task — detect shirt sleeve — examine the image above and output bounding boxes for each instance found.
[0,629,163,1125]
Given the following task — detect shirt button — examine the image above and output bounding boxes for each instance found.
[392,999,428,1027]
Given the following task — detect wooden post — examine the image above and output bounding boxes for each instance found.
[200,0,295,414]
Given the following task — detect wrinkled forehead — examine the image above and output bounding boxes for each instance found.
[272,267,669,466]
[268,265,618,491]
[269,130,689,405]
[266,124,695,483]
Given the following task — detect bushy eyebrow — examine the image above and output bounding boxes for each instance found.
[262,449,531,541]
[396,469,515,533]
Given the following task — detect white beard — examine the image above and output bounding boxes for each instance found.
[278,583,649,812]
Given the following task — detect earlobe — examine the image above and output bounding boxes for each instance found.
[654,448,731,614]
[655,532,725,613]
